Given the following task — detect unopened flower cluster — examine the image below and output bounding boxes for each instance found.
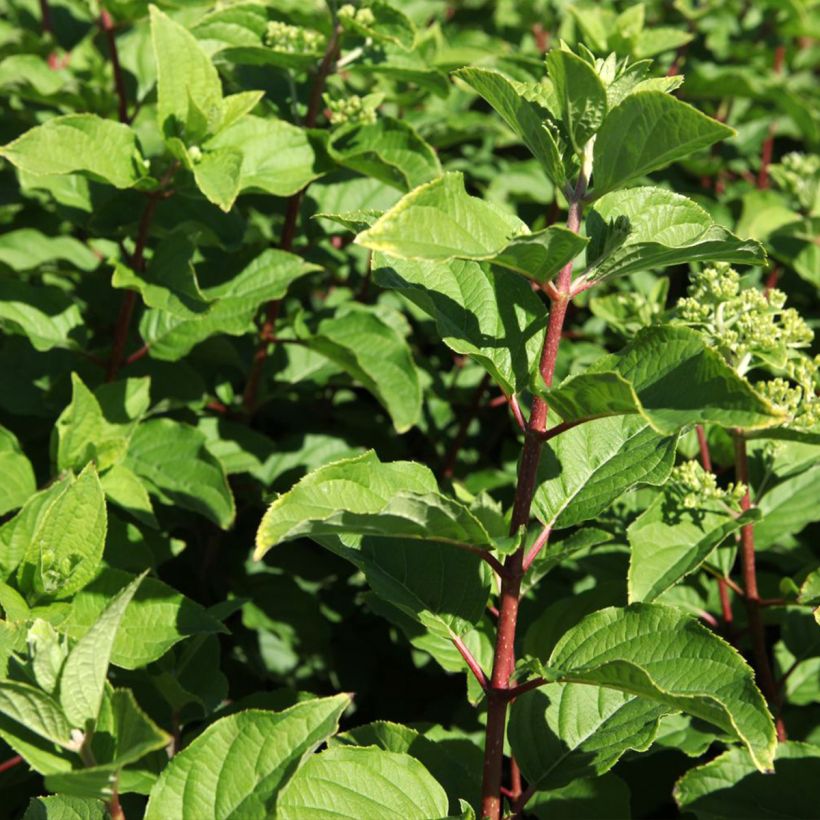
[264,21,324,53]
[676,263,818,428]
[324,92,381,125]
[339,4,376,26]
[769,152,820,213]
[670,460,746,511]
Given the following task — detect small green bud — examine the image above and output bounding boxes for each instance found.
[188,145,202,163]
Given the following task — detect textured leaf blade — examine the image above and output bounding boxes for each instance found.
[0,425,36,516]
[546,604,777,771]
[0,681,74,748]
[144,695,350,819]
[490,226,588,284]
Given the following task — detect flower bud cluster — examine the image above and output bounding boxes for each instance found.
[676,263,813,371]
[324,93,379,125]
[670,460,746,510]
[769,152,820,212]
[339,4,376,26]
[756,355,820,428]
[265,21,324,53]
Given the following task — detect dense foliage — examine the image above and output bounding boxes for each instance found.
[0,0,818,818]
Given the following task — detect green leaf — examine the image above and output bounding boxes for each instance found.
[582,187,766,283]
[753,464,820,550]
[55,374,131,473]
[124,418,235,529]
[489,226,588,284]
[340,1,416,49]
[533,416,677,529]
[454,67,565,187]
[592,92,734,197]
[144,695,351,819]
[527,773,631,820]
[205,116,317,198]
[544,604,776,771]
[112,234,208,318]
[628,491,758,602]
[546,48,608,155]
[0,229,100,272]
[61,567,225,669]
[58,572,146,727]
[0,279,84,352]
[355,172,528,259]
[509,684,665,792]
[23,795,107,820]
[140,250,317,360]
[328,117,441,192]
[192,146,243,210]
[276,746,448,819]
[0,425,36,516]
[373,254,547,395]
[255,451,495,559]
[543,325,787,434]
[151,5,223,143]
[0,680,74,748]
[100,464,157,528]
[332,721,481,814]
[0,115,146,189]
[675,741,820,819]
[17,464,107,602]
[302,308,422,433]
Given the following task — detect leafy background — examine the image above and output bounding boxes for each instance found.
[0,0,818,817]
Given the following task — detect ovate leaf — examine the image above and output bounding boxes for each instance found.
[276,746,448,819]
[124,419,235,529]
[0,425,36,516]
[509,684,667,792]
[355,172,527,259]
[0,115,146,189]
[192,146,242,211]
[144,695,350,819]
[544,604,776,771]
[302,308,422,433]
[58,573,146,727]
[592,92,734,197]
[255,451,496,559]
[0,680,74,748]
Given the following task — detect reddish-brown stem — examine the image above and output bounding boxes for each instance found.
[719,579,734,626]
[108,786,126,820]
[442,374,490,479]
[523,525,551,571]
[0,754,23,774]
[100,7,128,123]
[507,677,547,700]
[39,0,52,34]
[734,431,786,741]
[124,344,149,366]
[695,425,712,472]
[452,635,488,691]
[757,45,786,189]
[480,187,584,820]
[242,28,341,412]
[509,757,523,802]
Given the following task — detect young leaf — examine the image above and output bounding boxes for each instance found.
[542,325,787,434]
[533,416,677,530]
[255,451,495,560]
[454,67,565,187]
[17,465,107,602]
[592,92,734,197]
[508,684,668,792]
[373,254,547,395]
[276,746,449,819]
[582,187,766,283]
[124,418,235,529]
[543,604,777,771]
[355,172,528,259]
[144,695,351,819]
[489,226,588,284]
[628,493,758,602]
[0,681,74,749]
[191,146,243,211]
[99,464,157,528]
[302,308,422,433]
[675,742,820,819]
[58,572,146,727]
[546,48,608,155]
[151,5,224,143]
[0,425,36,516]
[60,567,226,669]
[0,115,146,189]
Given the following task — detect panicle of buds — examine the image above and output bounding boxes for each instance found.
[670,460,746,510]
[265,21,324,53]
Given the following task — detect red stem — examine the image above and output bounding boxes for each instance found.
[100,7,128,124]
[39,0,52,35]
[480,187,584,820]
[452,635,488,691]
[242,27,341,413]
[0,755,22,774]
[734,431,786,741]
